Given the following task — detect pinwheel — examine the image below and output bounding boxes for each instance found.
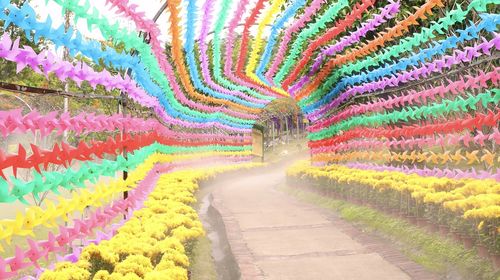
[2,2,259,131]
[1,0,500,276]
[25,239,49,269]
[55,246,82,263]
[9,176,34,205]
[55,225,75,247]
[0,213,33,243]
[6,246,31,272]
[297,0,491,102]
[305,34,500,118]
[0,149,17,179]
[0,178,16,203]
[71,219,91,237]
[0,34,17,60]
[312,72,460,130]
[0,256,16,279]
[40,232,63,258]
[466,150,480,164]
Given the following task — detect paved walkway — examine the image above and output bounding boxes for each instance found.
[210,160,437,280]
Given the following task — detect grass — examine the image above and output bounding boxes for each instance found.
[279,184,499,280]
[188,182,218,280]
[188,235,217,280]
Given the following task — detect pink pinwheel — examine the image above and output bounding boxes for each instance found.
[6,246,30,272]
[40,232,62,258]
[88,210,107,228]
[474,131,486,146]
[56,111,72,132]
[110,200,127,214]
[36,111,56,137]
[0,256,16,279]
[489,128,500,144]
[21,110,39,134]
[56,225,76,247]
[25,239,49,269]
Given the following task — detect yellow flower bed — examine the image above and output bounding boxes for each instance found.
[287,160,500,219]
[40,162,262,280]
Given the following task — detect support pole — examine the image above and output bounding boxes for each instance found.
[296,114,300,139]
[285,116,289,143]
[119,93,128,199]
[63,9,71,140]
[271,121,275,151]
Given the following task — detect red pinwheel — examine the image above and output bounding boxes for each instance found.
[27,144,46,173]
[43,144,61,169]
[2,144,29,178]
[75,141,93,161]
[60,142,74,167]
[0,149,11,179]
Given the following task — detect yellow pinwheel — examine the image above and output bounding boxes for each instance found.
[480,149,495,167]
[426,151,439,164]
[451,149,465,163]
[465,150,479,164]
[439,151,450,164]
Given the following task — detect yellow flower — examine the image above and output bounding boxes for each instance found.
[477,221,485,230]
[40,160,262,279]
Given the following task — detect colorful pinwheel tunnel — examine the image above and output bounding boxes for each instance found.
[0,0,499,279]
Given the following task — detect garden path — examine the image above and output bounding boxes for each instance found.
[209,157,437,280]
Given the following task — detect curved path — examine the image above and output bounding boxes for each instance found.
[208,157,438,280]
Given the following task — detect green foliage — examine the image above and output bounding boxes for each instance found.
[260,97,300,119]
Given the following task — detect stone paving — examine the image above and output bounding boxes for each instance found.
[210,161,438,280]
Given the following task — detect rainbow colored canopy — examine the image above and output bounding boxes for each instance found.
[0,0,498,278]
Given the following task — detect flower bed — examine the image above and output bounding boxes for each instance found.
[287,160,500,265]
[40,162,261,280]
